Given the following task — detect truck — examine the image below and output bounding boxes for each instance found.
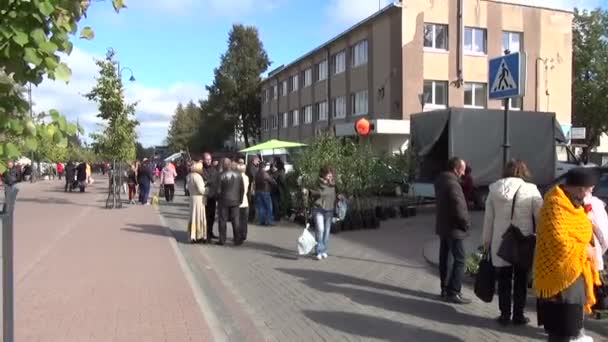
[409,108,574,209]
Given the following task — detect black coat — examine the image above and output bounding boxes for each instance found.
[203,165,220,200]
[76,163,87,181]
[218,170,244,208]
[434,171,470,239]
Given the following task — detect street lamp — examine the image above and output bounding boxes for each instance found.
[119,65,136,82]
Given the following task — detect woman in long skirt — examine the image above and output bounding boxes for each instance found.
[187,162,207,243]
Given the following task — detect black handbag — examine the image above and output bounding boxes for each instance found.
[497,185,537,270]
[474,251,495,303]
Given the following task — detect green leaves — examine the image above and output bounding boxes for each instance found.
[37,1,55,16]
[4,143,19,158]
[11,30,29,46]
[24,47,43,66]
[25,137,38,151]
[30,28,47,46]
[54,63,72,82]
[80,27,94,40]
[112,0,127,12]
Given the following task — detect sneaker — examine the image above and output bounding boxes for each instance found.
[322,253,328,259]
[316,254,323,260]
[446,294,472,305]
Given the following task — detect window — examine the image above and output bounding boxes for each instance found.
[282,112,289,128]
[303,105,313,124]
[464,82,487,108]
[292,110,299,126]
[262,118,268,131]
[271,115,278,129]
[332,51,346,74]
[316,101,328,121]
[272,85,278,99]
[423,80,448,107]
[502,31,522,54]
[290,75,299,92]
[351,90,368,116]
[501,97,523,110]
[464,27,486,54]
[332,96,346,119]
[316,60,327,81]
[281,81,288,96]
[352,40,368,67]
[303,68,312,87]
[424,23,448,50]
[262,89,268,103]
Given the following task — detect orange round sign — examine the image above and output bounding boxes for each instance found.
[355,118,372,136]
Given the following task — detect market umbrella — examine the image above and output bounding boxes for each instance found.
[239,139,307,153]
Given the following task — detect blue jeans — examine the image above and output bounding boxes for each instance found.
[255,192,273,225]
[139,181,150,204]
[313,208,332,255]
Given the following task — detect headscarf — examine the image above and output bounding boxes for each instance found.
[534,185,602,313]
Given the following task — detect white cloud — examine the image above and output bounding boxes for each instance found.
[325,0,392,25]
[130,0,285,16]
[31,47,205,147]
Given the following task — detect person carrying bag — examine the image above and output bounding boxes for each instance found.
[482,160,542,326]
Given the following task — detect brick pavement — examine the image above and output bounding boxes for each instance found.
[159,186,608,342]
[5,178,212,342]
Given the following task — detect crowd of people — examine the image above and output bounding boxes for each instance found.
[435,157,607,342]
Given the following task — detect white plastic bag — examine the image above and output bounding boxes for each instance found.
[297,224,317,256]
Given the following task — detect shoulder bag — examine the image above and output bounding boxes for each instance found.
[497,185,537,270]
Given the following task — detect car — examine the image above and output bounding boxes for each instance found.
[542,167,608,204]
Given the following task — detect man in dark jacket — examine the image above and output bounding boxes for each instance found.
[2,160,19,187]
[65,161,76,192]
[76,162,87,192]
[434,157,471,304]
[255,162,277,226]
[217,158,244,246]
[137,159,154,205]
[203,152,220,240]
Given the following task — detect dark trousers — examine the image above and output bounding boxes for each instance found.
[218,205,241,245]
[497,266,529,318]
[128,183,137,201]
[164,184,175,202]
[205,198,217,239]
[248,194,256,222]
[271,192,281,221]
[139,181,150,204]
[239,207,249,241]
[255,192,273,225]
[439,237,465,296]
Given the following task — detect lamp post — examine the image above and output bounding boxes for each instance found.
[115,58,135,194]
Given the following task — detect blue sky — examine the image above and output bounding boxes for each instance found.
[31,0,606,147]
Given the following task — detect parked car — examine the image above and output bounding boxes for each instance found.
[542,167,608,204]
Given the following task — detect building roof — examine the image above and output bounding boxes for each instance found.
[263,2,401,82]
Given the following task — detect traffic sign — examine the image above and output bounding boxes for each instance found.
[570,127,586,140]
[488,52,526,100]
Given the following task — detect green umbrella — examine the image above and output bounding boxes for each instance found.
[239,139,307,153]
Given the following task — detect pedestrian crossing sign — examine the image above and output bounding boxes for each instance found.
[488,52,526,100]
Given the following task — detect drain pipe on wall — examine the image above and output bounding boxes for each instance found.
[455,0,464,87]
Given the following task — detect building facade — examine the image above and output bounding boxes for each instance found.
[260,0,573,153]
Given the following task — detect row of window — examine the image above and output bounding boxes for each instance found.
[423,80,522,109]
[262,90,369,131]
[263,40,368,102]
[424,23,523,55]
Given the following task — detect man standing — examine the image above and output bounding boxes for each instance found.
[434,157,471,304]
[203,152,219,240]
[2,160,18,188]
[217,158,245,246]
[255,162,277,226]
[137,159,154,205]
[246,156,260,222]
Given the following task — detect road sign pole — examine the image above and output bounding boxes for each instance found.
[503,98,511,170]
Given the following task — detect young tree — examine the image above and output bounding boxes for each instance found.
[0,0,126,171]
[208,24,270,147]
[572,8,608,149]
[166,101,201,151]
[85,49,138,162]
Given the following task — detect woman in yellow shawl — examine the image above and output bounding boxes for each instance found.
[535,168,601,342]
[186,162,207,243]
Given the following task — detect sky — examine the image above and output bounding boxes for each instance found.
[31,0,606,147]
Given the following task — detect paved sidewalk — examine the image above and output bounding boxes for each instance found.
[6,178,211,342]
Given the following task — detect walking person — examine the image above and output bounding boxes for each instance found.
[186,162,207,243]
[536,168,600,342]
[217,158,245,246]
[127,162,138,204]
[482,160,543,326]
[161,162,177,202]
[303,165,337,261]
[435,157,471,304]
[137,159,154,205]
[237,161,250,241]
[76,161,87,192]
[246,156,260,222]
[203,153,219,240]
[56,162,64,181]
[255,162,277,226]
[64,161,76,192]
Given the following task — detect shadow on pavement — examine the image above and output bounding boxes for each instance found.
[123,223,190,244]
[280,268,545,340]
[304,310,465,342]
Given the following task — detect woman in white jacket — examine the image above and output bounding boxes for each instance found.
[482,160,543,326]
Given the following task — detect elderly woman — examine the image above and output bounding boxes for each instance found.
[535,168,601,342]
[186,162,207,243]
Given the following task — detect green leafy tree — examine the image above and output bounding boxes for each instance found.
[207,24,270,147]
[0,0,126,171]
[166,101,201,151]
[572,8,608,150]
[85,48,138,162]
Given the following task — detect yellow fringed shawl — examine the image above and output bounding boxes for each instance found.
[534,185,601,313]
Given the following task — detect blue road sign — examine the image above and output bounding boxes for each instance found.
[488,52,526,100]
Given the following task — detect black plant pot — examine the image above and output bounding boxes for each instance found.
[387,206,397,219]
[351,210,363,230]
[399,205,409,218]
[371,211,380,228]
[343,213,353,231]
[375,206,387,221]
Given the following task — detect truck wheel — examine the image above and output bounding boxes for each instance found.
[473,188,488,210]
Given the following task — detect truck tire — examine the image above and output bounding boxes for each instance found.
[473,187,489,210]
